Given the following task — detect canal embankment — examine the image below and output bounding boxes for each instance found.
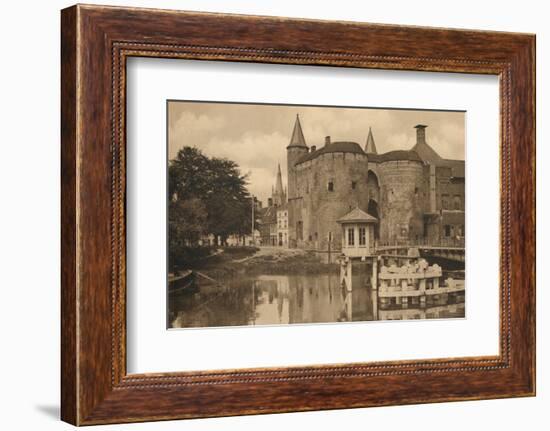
[171,246,339,282]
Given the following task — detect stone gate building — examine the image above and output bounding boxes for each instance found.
[263,114,465,252]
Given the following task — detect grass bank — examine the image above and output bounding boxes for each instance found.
[175,246,338,279]
[240,251,338,275]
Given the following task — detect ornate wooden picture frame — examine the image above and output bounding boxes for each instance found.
[61,4,535,425]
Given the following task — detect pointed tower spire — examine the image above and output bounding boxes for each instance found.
[365,127,378,154]
[274,163,285,206]
[287,114,307,149]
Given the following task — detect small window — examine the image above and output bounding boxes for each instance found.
[351,181,357,190]
[444,225,451,237]
[442,194,450,210]
[314,232,318,241]
[453,195,461,210]
[348,228,355,246]
[359,227,366,246]
[328,181,334,192]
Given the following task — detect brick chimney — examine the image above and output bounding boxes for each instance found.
[325,136,331,145]
[414,125,427,145]
[310,145,317,152]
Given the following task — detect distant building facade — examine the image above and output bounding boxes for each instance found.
[268,114,466,252]
[258,205,277,246]
[277,205,289,247]
[259,163,289,247]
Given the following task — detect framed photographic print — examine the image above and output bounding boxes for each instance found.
[61,4,535,425]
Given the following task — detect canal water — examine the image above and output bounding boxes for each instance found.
[168,270,465,329]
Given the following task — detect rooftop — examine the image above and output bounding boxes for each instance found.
[377,150,423,163]
[286,114,307,149]
[259,206,277,224]
[296,141,365,165]
[337,207,378,224]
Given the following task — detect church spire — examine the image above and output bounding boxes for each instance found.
[273,163,286,206]
[287,114,307,149]
[365,127,377,154]
[276,163,283,191]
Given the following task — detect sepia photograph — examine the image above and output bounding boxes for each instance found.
[52,2,537,425]
[167,101,466,329]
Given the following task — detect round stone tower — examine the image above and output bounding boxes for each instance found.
[377,150,425,243]
[286,114,308,247]
[295,140,370,251]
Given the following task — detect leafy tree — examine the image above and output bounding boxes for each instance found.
[169,197,207,247]
[168,197,208,269]
[168,147,252,246]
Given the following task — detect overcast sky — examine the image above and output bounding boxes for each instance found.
[168,101,465,205]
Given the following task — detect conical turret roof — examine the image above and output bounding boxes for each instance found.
[287,114,307,149]
[365,127,378,154]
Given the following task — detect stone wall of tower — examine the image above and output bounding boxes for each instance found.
[293,152,370,250]
[287,148,307,202]
[287,147,308,246]
[377,160,426,243]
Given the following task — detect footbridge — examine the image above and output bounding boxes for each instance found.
[376,239,465,264]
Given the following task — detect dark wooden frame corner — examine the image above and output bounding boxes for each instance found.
[61,4,535,425]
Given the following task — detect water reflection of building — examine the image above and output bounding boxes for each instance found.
[254,276,290,324]
[255,274,364,324]
[378,303,465,321]
[169,270,464,329]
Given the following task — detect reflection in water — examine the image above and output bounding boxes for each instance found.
[169,271,465,329]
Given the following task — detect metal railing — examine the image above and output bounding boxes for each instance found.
[376,237,465,249]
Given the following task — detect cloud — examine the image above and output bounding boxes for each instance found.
[168,101,465,204]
